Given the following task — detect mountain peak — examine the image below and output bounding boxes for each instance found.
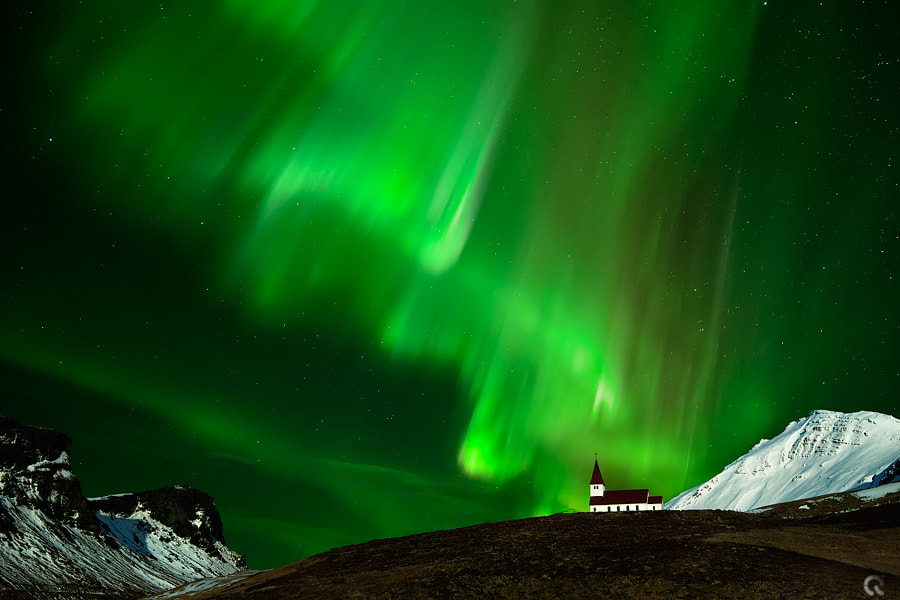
[0,416,101,537]
[0,416,245,598]
[667,409,900,511]
[91,485,244,567]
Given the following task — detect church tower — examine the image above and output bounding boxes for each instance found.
[589,458,605,498]
[588,457,664,512]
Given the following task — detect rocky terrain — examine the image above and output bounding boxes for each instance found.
[0,416,245,600]
[153,486,898,600]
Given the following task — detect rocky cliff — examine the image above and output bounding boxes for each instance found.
[0,416,245,600]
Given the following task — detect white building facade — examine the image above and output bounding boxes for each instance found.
[588,459,664,512]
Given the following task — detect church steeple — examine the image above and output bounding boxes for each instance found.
[589,457,605,497]
[587,456,664,513]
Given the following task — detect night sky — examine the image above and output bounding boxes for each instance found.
[2,1,897,569]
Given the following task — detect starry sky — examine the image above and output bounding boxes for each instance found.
[2,0,897,569]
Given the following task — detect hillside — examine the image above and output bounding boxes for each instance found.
[0,416,244,600]
[147,488,899,600]
[667,409,900,511]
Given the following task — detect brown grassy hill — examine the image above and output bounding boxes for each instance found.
[149,489,899,600]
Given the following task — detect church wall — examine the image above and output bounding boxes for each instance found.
[590,502,661,512]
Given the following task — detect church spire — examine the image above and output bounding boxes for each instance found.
[590,458,605,485]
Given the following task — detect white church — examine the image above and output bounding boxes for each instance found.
[588,458,664,512]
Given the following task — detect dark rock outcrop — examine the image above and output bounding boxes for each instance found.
[874,456,900,485]
[91,486,242,565]
[0,416,101,537]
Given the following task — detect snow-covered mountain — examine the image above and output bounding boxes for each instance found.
[667,409,900,511]
[0,416,245,599]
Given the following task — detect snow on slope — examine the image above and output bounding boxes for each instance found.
[667,410,900,511]
[0,472,244,598]
[0,416,244,598]
[1,495,196,593]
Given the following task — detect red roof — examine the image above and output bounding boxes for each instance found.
[589,460,605,485]
[648,496,663,505]
[589,489,649,505]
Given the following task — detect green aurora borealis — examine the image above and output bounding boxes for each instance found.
[2,0,898,568]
